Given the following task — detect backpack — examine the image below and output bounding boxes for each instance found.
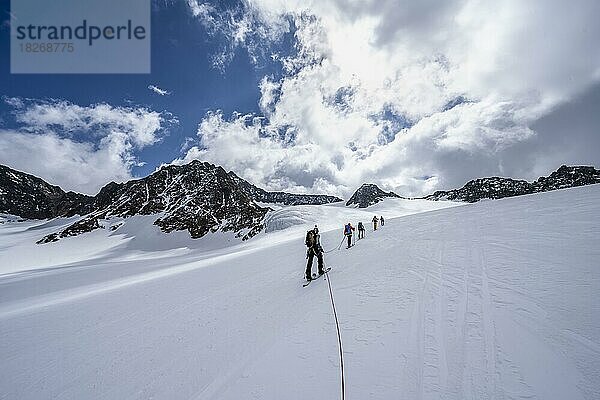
[305,230,315,247]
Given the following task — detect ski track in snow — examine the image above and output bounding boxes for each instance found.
[1,186,599,399]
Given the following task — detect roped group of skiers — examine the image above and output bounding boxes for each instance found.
[305,216,386,281]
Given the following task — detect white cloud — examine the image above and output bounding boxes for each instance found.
[3,96,24,108]
[173,110,337,193]
[148,85,171,96]
[180,0,600,196]
[0,130,133,194]
[187,0,292,69]
[0,99,176,194]
[187,0,215,19]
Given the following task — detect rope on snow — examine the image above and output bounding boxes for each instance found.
[323,236,346,253]
[324,269,346,400]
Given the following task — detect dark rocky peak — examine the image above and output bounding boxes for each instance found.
[346,183,401,208]
[227,171,342,205]
[533,165,600,191]
[0,164,94,219]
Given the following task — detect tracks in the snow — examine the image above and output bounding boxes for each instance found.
[396,235,503,400]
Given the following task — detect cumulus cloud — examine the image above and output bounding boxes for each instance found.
[0,98,176,194]
[181,0,600,196]
[148,85,171,96]
[174,110,341,193]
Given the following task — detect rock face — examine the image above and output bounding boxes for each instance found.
[425,165,600,203]
[38,161,269,243]
[0,165,94,219]
[533,165,600,192]
[424,177,533,203]
[346,183,401,208]
[228,172,342,205]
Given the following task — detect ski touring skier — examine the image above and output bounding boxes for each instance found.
[343,222,355,248]
[372,215,379,230]
[380,216,385,226]
[305,225,325,281]
[357,221,365,239]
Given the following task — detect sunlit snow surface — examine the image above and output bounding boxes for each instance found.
[1,187,599,399]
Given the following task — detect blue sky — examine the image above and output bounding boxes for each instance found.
[0,0,279,178]
[0,0,599,196]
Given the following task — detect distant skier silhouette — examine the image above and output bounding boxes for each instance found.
[344,222,355,248]
[380,216,385,226]
[305,225,325,281]
[372,215,379,230]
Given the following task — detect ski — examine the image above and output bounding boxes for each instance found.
[303,267,331,287]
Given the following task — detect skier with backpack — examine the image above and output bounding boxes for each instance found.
[305,225,325,281]
[357,221,365,239]
[372,215,379,230]
[344,222,355,248]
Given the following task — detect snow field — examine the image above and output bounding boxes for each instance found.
[0,186,598,399]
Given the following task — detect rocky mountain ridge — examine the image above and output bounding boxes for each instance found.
[2,163,599,244]
[0,161,341,244]
[0,164,94,219]
[38,161,271,243]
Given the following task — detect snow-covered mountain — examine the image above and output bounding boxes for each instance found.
[1,185,598,399]
[38,160,269,243]
[2,163,599,244]
[0,162,342,244]
[346,183,402,208]
[425,165,600,202]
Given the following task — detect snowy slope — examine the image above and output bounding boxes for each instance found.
[0,197,458,276]
[1,186,599,399]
